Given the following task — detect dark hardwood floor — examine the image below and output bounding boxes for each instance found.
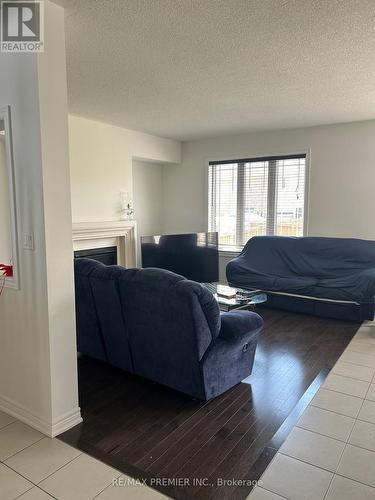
[59,309,360,500]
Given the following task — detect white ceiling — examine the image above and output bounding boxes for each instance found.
[56,0,375,141]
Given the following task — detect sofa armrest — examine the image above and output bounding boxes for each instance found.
[218,310,263,343]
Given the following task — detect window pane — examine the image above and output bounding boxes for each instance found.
[275,158,305,236]
[243,161,268,243]
[209,163,237,246]
[208,155,306,247]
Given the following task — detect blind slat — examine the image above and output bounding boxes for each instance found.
[208,156,307,247]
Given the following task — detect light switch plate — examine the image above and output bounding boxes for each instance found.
[23,232,34,251]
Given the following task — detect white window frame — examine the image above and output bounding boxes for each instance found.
[205,150,311,252]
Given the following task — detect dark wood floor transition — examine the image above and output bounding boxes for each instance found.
[59,309,360,500]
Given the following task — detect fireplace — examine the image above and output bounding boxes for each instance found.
[74,246,117,266]
[72,220,137,268]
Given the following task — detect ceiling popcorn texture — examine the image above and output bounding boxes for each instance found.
[55,0,375,140]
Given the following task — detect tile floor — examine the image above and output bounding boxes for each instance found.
[249,320,375,499]
[0,415,169,499]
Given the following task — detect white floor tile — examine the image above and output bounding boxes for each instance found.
[96,475,168,499]
[361,320,375,326]
[310,388,363,418]
[341,350,375,369]
[279,427,345,472]
[0,462,33,500]
[17,487,55,499]
[353,328,375,344]
[348,341,375,356]
[349,420,375,452]
[0,410,15,430]
[5,437,81,483]
[337,444,375,488]
[260,453,332,500]
[323,374,369,398]
[296,406,354,442]
[331,361,375,382]
[39,453,121,500]
[247,487,286,499]
[325,474,375,500]
[358,400,375,424]
[0,421,44,461]
[366,383,375,402]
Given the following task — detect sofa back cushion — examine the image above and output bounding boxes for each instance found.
[75,259,107,362]
[74,259,134,372]
[239,236,375,277]
[116,267,220,397]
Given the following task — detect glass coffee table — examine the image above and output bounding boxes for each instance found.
[202,283,267,312]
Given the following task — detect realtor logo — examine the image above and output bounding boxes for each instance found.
[1,1,44,52]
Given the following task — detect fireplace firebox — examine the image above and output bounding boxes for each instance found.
[74,246,117,266]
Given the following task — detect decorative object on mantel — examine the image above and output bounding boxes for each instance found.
[0,263,13,298]
[119,191,135,221]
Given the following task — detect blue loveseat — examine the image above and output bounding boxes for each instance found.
[74,258,263,400]
[227,236,375,322]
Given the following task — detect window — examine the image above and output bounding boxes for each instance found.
[208,154,307,248]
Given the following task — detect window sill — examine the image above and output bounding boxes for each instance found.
[219,246,242,257]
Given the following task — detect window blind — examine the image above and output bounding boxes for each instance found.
[208,154,307,248]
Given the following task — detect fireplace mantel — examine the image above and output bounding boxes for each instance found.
[72,220,137,268]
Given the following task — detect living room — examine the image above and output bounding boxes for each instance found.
[1,1,375,499]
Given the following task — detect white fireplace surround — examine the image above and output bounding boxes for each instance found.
[72,220,137,268]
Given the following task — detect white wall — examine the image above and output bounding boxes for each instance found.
[162,120,375,241]
[37,2,80,431]
[69,115,181,223]
[0,136,11,264]
[0,1,80,436]
[133,160,164,264]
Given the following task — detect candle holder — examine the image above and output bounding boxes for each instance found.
[119,191,135,221]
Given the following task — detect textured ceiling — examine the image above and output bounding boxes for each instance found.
[55,0,375,141]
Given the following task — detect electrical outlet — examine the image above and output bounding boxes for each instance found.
[23,232,34,251]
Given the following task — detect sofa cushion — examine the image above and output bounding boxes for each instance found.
[74,259,134,371]
[115,267,218,398]
[75,265,107,362]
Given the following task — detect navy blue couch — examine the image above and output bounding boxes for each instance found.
[75,258,263,400]
[227,236,375,322]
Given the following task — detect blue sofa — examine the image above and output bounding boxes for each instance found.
[74,258,263,400]
[227,236,375,322]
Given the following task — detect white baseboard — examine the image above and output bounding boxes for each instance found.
[0,393,82,437]
[51,408,83,437]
